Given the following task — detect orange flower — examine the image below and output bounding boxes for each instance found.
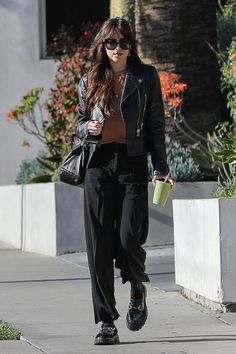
[232,65,236,74]
[164,107,170,117]
[230,51,236,62]
[159,71,187,115]
[173,82,187,94]
[168,97,182,107]
[21,140,30,147]
[6,111,14,122]
[5,107,18,122]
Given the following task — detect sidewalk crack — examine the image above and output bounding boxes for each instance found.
[21,336,52,354]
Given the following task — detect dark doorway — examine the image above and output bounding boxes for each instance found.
[46,0,109,44]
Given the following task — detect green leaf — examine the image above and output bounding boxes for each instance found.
[0,321,21,340]
[40,156,62,163]
[29,175,53,183]
[215,149,236,157]
[36,158,55,171]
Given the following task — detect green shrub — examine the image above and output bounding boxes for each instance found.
[209,121,236,197]
[166,136,202,181]
[15,150,52,184]
[214,181,236,197]
[220,38,236,123]
[217,1,236,53]
[0,321,21,340]
[51,168,60,182]
[148,136,202,181]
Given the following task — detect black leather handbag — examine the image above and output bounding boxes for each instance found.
[59,135,90,186]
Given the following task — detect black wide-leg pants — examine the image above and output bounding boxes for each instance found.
[84,142,150,324]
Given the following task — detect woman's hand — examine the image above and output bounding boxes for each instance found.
[88,121,103,136]
[152,174,176,189]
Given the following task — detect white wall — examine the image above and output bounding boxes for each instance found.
[173,198,236,304]
[0,0,56,185]
[173,199,222,302]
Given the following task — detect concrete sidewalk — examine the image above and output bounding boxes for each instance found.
[0,245,236,354]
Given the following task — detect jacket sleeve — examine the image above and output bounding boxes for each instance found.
[75,75,90,140]
[146,67,170,176]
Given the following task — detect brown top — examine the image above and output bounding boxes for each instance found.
[100,70,126,144]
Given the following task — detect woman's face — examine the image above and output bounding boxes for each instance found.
[104,29,130,66]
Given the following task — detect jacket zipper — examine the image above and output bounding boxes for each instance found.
[120,73,128,140]
[143,93,147,118]
[136,87,141,137]
[136,90,147,137]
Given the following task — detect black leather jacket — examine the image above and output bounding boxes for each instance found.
[76,63,169,175]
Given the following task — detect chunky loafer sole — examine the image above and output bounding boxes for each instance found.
[126,285,148,331]
[94,333,120,345]
[126,305,148,331]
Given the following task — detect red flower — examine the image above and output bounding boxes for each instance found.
[83,30,91,37]
[61,86,67,93]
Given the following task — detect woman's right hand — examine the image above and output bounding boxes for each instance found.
[152,174,176,189]
[88,121,103,136]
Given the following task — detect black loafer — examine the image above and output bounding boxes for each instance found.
[126,283,148,331]
[94,323,120,345]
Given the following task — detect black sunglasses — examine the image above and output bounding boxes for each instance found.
[103,38,132,50]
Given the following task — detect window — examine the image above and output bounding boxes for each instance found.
[39,0,110,59]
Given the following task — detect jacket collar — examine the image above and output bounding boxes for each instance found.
[122,64,143,102]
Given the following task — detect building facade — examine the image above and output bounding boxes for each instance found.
[0,0,109,184]
[0,0,56,184]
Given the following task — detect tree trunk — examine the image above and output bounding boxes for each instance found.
[135,0,221,138]
[110,0,135,31]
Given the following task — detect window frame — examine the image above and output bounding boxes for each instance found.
[38,0,49,59]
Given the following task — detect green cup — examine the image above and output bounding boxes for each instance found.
[153,180,172,206]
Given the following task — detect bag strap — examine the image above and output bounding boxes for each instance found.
[70,133,100,149]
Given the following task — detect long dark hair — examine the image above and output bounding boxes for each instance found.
[86,17,142,118]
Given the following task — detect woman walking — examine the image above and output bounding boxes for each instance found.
[76,17,174,345]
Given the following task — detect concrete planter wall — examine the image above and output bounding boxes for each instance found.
[22,183,86,256]
[0,181,217,256]
[148,182,217,246]
[173,198,236,310]
[0,183,85,256]
[0,185,23,248]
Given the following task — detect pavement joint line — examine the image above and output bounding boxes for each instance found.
[21,336,51,354]
[59,257,123,281]
[59,257,128,280]
[173,290,236,329]
[198,308,234,327]
[152,285,168,293]
[60,257,89,270]
[215,316,233,326]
